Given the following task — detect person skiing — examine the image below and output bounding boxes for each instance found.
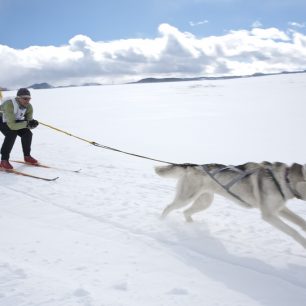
[0,88,39,170]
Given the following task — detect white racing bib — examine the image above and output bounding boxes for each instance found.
[1,97,27,122]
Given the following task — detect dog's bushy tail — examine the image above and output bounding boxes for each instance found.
[155,164,187,178]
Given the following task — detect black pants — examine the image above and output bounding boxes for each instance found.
[0,117,32,160]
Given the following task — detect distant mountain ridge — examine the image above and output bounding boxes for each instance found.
[132,70,306,84]
[1,70,305,91]
[28,82,54,89]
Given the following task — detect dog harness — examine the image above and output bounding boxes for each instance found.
[201,164,289,206]
[201,164,258,207]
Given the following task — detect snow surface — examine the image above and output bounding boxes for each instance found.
[1,73,306,306]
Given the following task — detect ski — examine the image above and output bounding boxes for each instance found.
[0,168,59,181]
[11,160,81,173]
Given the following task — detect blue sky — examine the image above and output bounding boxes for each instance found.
[1,0,306,48]
[0,0,306,88]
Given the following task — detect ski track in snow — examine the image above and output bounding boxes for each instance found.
[1,74,306,306]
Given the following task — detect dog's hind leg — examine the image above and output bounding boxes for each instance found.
[183,193,214,222]
[279,207,306,231]
[161,174,203,220]
[261,211,306,248]
[161,199,189,219]
[161,197,192,219]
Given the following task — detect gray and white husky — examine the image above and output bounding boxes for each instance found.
[155,162,306,248]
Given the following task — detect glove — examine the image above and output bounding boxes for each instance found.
[27,119,39,129]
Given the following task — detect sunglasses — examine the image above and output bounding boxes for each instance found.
[20,97,31,101]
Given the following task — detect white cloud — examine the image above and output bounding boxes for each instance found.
[189,20,209,27]
[1,23,306,88]
[288,21,305,28]
[250,28,290,41]
[251,20,263,28]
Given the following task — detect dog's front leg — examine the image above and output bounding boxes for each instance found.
[261,212,306,249]
[279,207,306,232]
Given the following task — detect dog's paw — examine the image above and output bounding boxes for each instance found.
[184,213,194,223]
[160,213,167,220]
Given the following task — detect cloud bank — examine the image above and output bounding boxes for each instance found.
[1,23,306,88]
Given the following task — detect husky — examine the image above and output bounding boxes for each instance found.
[155,162,306,248]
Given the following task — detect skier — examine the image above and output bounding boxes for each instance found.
[0,88,39,170]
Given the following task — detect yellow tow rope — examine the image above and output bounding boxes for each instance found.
[39,121,96,145]
[38,121,175,164]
